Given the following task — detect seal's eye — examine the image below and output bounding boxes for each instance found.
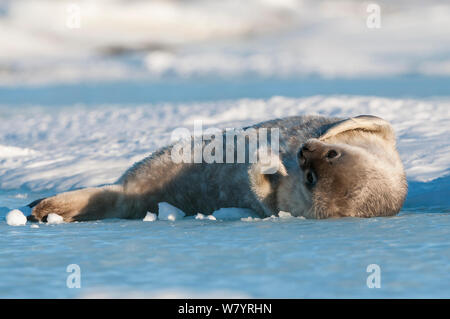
[326,150,338,159]
[305,169,317,187]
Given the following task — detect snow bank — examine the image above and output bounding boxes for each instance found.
[6,209,27,226]
[158,202,185,221]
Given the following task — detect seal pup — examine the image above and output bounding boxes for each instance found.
[28,115,407,222]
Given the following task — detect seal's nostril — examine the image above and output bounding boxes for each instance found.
[298,148,307,166]
[302,143,317,153]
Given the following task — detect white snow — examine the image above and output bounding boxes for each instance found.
[143,212,157,222]
[158,202,186,221]
[46,213,64,224]
[0,145,37,158]
[6,209,27,226]
[212,208,259,221]
[30,224,39,229]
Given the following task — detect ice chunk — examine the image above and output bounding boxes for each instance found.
[274,211,306,220]
[143,212,157,222]
[278,211,293,218]
[195,213,216,221]
[158,202,185,221]
[6,209,27,226]
[30,224,39,229]
[47,213,64,224]
[212,208,259,220]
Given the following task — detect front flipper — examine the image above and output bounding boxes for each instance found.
[319,115,396,146]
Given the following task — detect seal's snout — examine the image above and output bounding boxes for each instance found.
[298,144,311,168]
[298,139,324,168]
[298,139,342,169]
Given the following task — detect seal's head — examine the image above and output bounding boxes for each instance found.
[251,115,408,219]
[299,115,407,218]
[298,137,407,218]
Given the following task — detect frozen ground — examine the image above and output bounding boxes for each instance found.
[0,95,449,298]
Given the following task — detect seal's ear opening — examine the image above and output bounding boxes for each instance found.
[319,115,396,147]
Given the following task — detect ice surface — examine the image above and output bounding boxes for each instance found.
[1,212,448,298]
[212,208,259,221]
[158,202,186,221]
[0,94,448,298]
[5,209,27,226]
